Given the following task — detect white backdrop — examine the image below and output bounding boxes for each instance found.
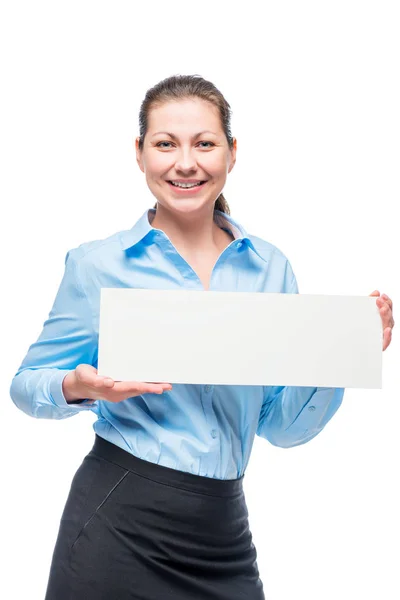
[1,1,399,599]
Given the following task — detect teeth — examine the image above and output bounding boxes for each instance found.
[170,181,203,188]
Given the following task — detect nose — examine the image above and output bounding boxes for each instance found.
[174,146,197,173]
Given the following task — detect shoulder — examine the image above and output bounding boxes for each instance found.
[247,233,291,265]
[63,228,129,268]
[247,233,298,292]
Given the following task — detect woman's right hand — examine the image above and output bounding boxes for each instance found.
[62,364,173,404]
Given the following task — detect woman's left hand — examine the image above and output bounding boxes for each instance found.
[369,290,395,351]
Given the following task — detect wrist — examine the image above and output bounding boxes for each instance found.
[62,371,84,403]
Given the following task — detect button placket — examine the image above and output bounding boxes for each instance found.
[202,385,219,442]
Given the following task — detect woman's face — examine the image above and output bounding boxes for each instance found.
[136,98,236,214]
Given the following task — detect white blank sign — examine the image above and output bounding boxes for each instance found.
[97,289,382,389]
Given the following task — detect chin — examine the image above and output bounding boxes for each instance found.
[159,198,214,213]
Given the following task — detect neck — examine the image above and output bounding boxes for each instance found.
[149,203,231,255]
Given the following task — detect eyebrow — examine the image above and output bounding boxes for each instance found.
[151,130,217,139]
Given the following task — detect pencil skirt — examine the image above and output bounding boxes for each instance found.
[44,434,265,600]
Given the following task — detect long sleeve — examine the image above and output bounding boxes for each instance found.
[256,385,344,447]
[9,248,99,419]
[256,257,345,448]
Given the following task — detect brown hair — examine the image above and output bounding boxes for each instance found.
[137,74,234,215]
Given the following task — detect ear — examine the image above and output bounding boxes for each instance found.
[135,136,145,173]
[228,137,237,174]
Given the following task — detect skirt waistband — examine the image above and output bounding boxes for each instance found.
[89,434,244,498]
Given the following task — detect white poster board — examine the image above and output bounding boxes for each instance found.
[98,289,382,388]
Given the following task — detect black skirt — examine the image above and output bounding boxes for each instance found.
[45,434,265,600]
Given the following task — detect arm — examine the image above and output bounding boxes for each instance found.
[257,384,344,448]
[256,257,345,447]
[9,248,99,419]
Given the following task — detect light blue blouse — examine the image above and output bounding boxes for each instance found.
[10,208,345,479]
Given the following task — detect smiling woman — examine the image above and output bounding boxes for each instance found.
[10,74,353,600]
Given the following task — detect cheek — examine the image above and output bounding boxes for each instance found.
[201,152,228,176]
[145,154,170,176]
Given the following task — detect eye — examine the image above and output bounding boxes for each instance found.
[155,141,215,149]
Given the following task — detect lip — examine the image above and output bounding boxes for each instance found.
[169,179,205,183]
[166,180,208,194]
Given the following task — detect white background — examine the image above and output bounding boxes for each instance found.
[1,1,398,599]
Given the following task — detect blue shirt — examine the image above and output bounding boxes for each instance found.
[10,208,345,479]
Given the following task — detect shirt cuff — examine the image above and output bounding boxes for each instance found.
[293,387,345,430]
[49,370,98,410]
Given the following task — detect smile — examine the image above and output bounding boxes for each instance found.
[167,180,208,193]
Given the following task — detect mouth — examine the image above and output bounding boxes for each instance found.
[166,180,208,194]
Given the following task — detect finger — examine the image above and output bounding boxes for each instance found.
[142,382,173,394]
[378,303,394,329]
[102,378,115,388]
[376,296,391,307]
[146,382,173,389]
[115,381,172,391]
[375,294,394,325]
[89,375,115,389]
[369,290,380,297]
[75,364,99,386]
[76,365,115,389]
[383,327,392,351]
[381,293,393,311]
[112,381,170,395]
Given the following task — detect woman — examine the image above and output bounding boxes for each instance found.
[10,74,394,600]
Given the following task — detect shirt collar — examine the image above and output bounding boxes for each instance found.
[120,208,266,263]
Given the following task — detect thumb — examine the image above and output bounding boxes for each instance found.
[369,290,380,297]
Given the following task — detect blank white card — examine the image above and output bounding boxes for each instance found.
[97,289,382,389]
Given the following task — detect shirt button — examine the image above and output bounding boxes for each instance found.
[211,429,218,438]
[204,385,212,393]
[308,405,316,411]
[236,241,243,249]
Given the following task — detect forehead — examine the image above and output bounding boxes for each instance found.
[148,98,222,132]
